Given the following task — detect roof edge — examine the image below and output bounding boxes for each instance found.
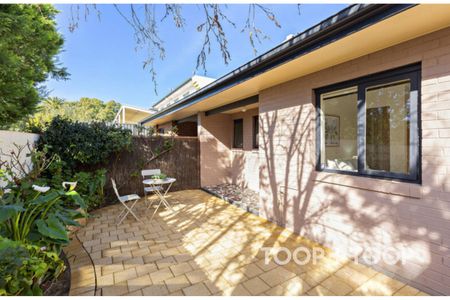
[141,4,416,125]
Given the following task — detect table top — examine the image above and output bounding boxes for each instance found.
[143,177,176,185]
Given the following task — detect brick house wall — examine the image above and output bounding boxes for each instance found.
[230,108,260,192]
[258,26,450,295]
[198,112,232,186]
[198,108,260,191]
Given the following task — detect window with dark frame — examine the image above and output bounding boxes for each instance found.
[252,116,259,149]
[316,63,421,182]
[233,119,244,149]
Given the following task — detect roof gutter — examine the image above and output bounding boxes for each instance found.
[141,4,416,125]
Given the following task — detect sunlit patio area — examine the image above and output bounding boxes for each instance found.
[65,190,427,296]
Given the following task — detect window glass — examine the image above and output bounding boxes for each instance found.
[233,119,243,148]
[320,87,358,171]
[365,81,411,174]
[253,116,259,149]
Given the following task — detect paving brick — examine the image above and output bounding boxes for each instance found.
[170,262,193,276]
[335,265,372,288]
[114,268,137,284]
[265,276,311,296]
[321,275,354,295]
[101,283,128,296]
[96,274,114,289]
[222,284,251,296]
[142,284,169,296]
[242,277,271,295]
[150,268,174,283]
[182,282,211,296]
[307,285,336,296]
[156,256,177,269]
[259,266,296,287]
[185,269,209,284]
[394,285,421,296]
[101,264,124,276]
[165,275,191,292]
[127,274,151,292]
[135,263,158,276]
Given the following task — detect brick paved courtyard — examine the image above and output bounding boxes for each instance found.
[65,190,427,296]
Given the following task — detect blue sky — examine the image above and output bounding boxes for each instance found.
[47,4,348,109]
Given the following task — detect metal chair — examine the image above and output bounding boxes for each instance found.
[141,169,163,208]
[111,179,142,225]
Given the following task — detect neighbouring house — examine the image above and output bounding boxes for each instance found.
[113,105,156,125]
[115,75,215,136]
[139,4,450,295]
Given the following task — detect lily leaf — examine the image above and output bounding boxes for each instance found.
[0,204,24,223]
[36,216,68,243]
[55,212,80,227]
[30,191,59,206]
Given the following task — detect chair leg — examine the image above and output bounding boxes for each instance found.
[150,197,164,221]
[128,199,142,223]
[146,195,156,210]
[117,207,127,219]
[118,208,130,225]
[118,199,142,225]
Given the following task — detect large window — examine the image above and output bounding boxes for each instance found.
[233,119,244,149]
[316,64,420,182]
[253,116,259,149]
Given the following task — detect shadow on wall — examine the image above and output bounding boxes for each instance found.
[231,151,247,189]
[259,91,449,294]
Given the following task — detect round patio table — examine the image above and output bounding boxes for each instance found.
[142,177,176,220]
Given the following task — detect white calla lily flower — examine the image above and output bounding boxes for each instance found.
[62,181,77,190]
[32,185,50,193]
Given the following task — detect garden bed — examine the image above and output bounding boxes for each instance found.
[43,251,71,296]
[202,184,260,215]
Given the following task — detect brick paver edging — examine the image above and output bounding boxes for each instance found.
[64,233,98,295]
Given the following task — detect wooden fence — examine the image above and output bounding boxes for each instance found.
[100,136,200,202]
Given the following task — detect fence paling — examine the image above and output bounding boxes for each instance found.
[101,136,200,201]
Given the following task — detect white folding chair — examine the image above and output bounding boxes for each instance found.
[111,179,142,225]
[141,169,163,208]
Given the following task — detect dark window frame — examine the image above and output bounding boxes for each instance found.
[252,115,259,149]
[233,118,244,149]
[315,63,421,183]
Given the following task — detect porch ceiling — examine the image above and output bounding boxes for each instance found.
[147,4,450,126]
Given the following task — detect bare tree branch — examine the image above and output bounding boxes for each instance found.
[196,4,236,72]
[67,4,296,91]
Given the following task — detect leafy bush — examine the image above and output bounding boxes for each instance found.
[0,237,64,296]
[38,155,107,211]
[39,117,132,167]
[72,169,106,211]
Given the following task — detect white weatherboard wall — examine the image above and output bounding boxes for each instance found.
[0,130,40,187]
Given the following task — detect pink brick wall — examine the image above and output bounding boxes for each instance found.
[258,27,450,295]
[198,109,260,191]
[230,108,260,191]
[198,112,232,186]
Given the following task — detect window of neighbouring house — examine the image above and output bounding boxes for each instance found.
[316,64,420,182]
[233,118,243,149]
[253,116,259,149]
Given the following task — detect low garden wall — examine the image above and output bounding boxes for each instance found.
[100,136,200,201]
[0,130,40,187]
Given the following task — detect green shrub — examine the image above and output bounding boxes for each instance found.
[39,117,132,167]
[72,169,106,211]
[0,237,64,296]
